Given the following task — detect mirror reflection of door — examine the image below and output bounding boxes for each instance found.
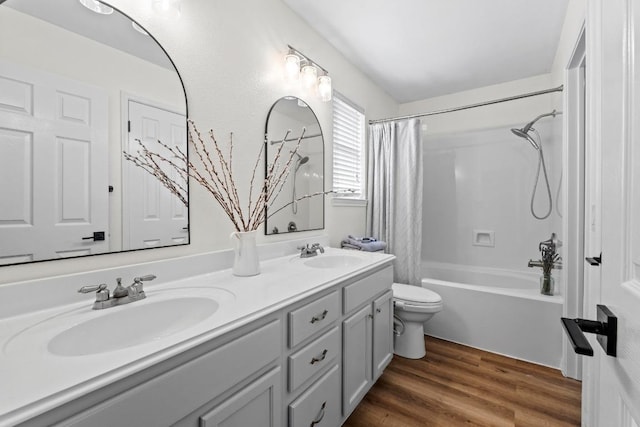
[0,0,188,265]
[0,60,109,265]
[124,100,188,250]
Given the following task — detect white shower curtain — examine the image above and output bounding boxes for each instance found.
[367,119,423,285]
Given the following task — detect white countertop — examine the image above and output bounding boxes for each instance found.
[0,247,394,426]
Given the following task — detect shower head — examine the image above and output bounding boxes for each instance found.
[293,152,310,172]
[511,128,540,150]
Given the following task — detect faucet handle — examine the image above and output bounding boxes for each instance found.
[78,283,107,294]
[78,283,110,303]
[134,274,156,283]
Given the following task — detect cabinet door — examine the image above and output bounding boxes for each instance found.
[342,304,372,416]
[372,290,394,380]
[199,368,281,427]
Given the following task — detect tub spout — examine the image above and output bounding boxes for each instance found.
[528,260,544,268]
[528,259,563,270]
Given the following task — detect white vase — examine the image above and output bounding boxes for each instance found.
[230,230,260,277]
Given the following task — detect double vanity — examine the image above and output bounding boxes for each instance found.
[0,243,395,426]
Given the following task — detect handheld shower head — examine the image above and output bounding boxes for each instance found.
[511,128,540,150]
[293,152,310,172]
[297,154,309,165]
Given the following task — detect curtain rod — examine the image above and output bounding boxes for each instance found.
[369,85,564,125]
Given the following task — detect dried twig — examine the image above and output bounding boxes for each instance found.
[123,120,317,232]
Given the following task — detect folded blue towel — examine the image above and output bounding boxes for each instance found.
[341,236,387,252]
[348,235,377,243]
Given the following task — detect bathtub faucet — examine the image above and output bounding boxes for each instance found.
[539,232,562,253]
[528,259,562,270]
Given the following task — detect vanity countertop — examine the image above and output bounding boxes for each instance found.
[0,247,394,426]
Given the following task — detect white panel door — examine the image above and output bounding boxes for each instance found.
[0,60,108,264]
[124,100,187,250]
[583,1,640,426]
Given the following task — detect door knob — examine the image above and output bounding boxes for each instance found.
[561,304,617,357]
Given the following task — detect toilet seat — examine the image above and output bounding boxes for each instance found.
[392,283,443,313]
[392,283,442,304]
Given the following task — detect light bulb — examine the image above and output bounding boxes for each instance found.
[301,64,318,90]
[152,0,181,19]
[132,21,149,35]
[284,54,300,82]
[78,0,113,15]
[318,75,332,102]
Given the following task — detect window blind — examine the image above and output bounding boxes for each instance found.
[332,93,365,198]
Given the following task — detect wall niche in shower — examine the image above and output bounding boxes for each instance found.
[264,97,324,235]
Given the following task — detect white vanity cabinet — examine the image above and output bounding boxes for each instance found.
[342,267,394,418]
[30,320,283,427]
[14,261,394,427]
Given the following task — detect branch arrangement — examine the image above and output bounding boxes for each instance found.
[123,119,318,232]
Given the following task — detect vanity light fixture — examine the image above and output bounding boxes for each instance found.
[284,54,301,82]
[78,0,113,15]
[301,62,318,90]
[152,0,181,19]
[284,45,332,102]
[318,75,332,102]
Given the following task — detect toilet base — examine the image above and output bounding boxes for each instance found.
[393,320,426,359]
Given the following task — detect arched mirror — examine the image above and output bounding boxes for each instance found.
[264,97,324,235]
[0,0,188,266]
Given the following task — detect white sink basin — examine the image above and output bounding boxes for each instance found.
[3,287,235,357]
[48,297,218,356]
[304,255,363,269]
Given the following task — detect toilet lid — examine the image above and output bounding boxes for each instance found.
[392,283,441,304]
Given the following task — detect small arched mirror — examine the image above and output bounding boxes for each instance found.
[0,0,188,266]
[264,97,324,235]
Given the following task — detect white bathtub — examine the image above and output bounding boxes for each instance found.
[421,262,564,368]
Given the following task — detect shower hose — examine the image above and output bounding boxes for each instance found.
[530,129,553,220]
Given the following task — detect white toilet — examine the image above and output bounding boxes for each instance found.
[392,283,443,359]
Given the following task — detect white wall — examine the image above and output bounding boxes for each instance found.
[397,0,587,279]
[399,74,563,274]
[0,0,397,285]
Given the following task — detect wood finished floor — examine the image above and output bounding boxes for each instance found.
[344,336,581,427]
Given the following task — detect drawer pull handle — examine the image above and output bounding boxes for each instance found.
[310,401,327,426]
[310,349,328,365]
[376,308,382,313]
[310,310,328,324]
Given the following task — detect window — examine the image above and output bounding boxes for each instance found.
[332,92,366,205]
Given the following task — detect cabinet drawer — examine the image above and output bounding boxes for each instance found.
[288,326,339,392]
[59,320,281,427]
[288,364,340,427]
[288,291,339,348]
[343,266,393,314]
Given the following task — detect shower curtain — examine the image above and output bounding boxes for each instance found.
[367,119,423,285]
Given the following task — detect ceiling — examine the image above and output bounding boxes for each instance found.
[283,0,570,103]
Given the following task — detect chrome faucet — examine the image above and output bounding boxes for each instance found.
[299,243,325,258]
[78,275,156,310]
